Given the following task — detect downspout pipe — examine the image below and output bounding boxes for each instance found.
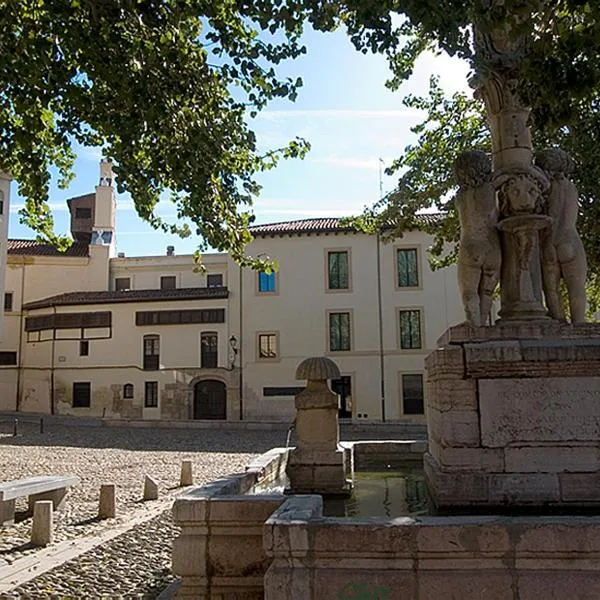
[376,232,386,422]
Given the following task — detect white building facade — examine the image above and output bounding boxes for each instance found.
[0,165,463,423]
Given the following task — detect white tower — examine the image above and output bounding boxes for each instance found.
[91,159,117,258]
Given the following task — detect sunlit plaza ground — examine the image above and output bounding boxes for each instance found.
[0,417,417,598]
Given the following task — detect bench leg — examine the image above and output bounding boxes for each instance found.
[0,499,16,526]
[28,487,68,513]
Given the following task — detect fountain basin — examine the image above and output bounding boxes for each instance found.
[265,496,600,599]
[171,441,425,598]
[172,447,289,599]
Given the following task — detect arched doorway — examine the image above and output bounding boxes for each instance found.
[193,380,226,420]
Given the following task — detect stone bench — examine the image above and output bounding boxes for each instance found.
[0,475,80,526]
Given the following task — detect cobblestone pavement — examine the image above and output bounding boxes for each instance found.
[0,419,424,598]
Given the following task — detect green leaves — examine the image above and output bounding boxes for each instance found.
[0,0,312,265]
[4,0,600,272]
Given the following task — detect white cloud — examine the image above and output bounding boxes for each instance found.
[10,202,70,213]
[258,108,423,121]
[310,156,395,171]
[254,207,359,218]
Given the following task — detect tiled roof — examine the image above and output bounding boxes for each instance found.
[249,214,443,237]
[23,287,229,310]
[8,239,89,257]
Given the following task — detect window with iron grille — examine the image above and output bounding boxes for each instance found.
[144,381,158,407]
[143,335,160,370]
[397,248,419,288]
[402,374,424,415]
[123,383,134,399]
[258,333,278,359]
[399,310,422,349]
[201,332,218,368]
[79,340,89,356]
[327,251,349,290]
[329,312,351,352]
[73,382,91,407]
[160,276,176,290]
[207,273,223,288]
[4,292,13,312]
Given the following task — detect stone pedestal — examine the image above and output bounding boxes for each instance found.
[425,322,600,510]
[286,359,352,497]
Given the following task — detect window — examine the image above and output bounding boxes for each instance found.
[73,382,91,407]
[25,312,112,332]
[144,381,158,407]
[397,248,419,288]
[207,273,223,288]
[136,309,225,326]
[115,277,131,291]
[258,271,276,293]
[399,309,422,349]
[0,190,4,215]
[143,335,160,370]
[258,333,278,359]
[201,332,218,368]
[402,374,424,415]
[331,375,352,419]
[75,207,92,219]
[327,250,350,290]
[160,276,177,290]
[79,341,89,356]
[263,386,304,397]
[329,312,351,352]
[4,292,13,312]
[0,352,17,365]
[123,383,134,399]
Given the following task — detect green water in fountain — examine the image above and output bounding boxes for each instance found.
[249,465,427,518]
[323,467,426,518]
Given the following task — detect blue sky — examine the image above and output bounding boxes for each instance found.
[8,27,471,257]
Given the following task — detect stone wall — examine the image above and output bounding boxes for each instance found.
[426,322,600,508]
[265,495,600,600]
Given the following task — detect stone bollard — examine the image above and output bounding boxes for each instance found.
[143,475,159,501]
[99,484,116,519]
[31,500,53,546]
[180,461,193,486]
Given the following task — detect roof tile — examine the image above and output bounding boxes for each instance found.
[8,239,89,257]
[23,287,229,310]
[249,215,442,237]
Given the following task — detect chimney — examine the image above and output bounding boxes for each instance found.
[117,252,125,258]
[166,246,175,256]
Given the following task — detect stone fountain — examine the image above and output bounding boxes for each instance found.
[425,2,599,511]
[285,356,352,497]
[172,3,600,597]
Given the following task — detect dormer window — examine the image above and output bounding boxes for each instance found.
[115,277,131,291]
[160,276,176,290]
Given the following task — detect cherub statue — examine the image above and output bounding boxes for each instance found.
[454,151,501,326]
[535,148,587,323]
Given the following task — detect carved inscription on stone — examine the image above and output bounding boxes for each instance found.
[479,378,600,447]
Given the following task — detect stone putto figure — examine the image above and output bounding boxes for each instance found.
[454,151,501,327]
[535,148,588,323]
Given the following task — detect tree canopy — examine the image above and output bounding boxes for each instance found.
[1,0,317,266]
[2,1,600,268]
